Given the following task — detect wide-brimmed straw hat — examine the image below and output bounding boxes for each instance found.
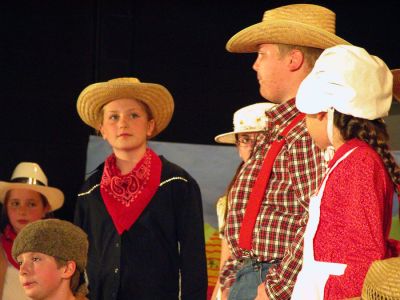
[359,257,400,299]
[226,4,350,53]
[0,162,64,212]
[215,102,276,144]
[392,69,400,102]
[76,77,174,138]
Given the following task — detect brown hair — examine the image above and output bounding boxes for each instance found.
[277,44,323,70]
[54,257,80,293]
[333,111,400,190]
[0,191,52,233]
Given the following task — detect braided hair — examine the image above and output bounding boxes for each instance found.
[333,110,400,196]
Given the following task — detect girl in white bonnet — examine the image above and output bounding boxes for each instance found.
[292,45,400,299]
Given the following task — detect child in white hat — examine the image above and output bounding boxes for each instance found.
[211,102,275,300]
[0,162,64,300]
[292,45,400,299]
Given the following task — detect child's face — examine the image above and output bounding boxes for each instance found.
[6,189,49,233]
[17,252,67,300]
[235,133,258,162]
[100,98,155,157]
[305,113,330,150]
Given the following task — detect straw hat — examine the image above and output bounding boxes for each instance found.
[76,77,174,138]
[226,4,350,53]
[392,69,400,102]
[360,257,400,299]
[0,162,64,211]
[296,45,392,120]
[215,102,276,144]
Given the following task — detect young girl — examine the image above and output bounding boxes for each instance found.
[211,102,275,300]
[74,77,207,300]
[0,162,64,300]
[291,45,400,299]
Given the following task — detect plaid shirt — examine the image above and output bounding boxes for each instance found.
[221,99,326,299]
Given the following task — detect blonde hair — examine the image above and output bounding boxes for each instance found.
[277,44,323,70]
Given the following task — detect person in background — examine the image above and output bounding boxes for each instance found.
[211,102,276,300]
[12,218,89,300]
[0,162,64,300]
[220,4,350,299]
[74,77,207,300]
[292,45,400,299]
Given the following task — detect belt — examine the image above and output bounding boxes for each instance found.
[240,250,281,265]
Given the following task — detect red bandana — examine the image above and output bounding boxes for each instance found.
[100,148,161,235]
[1,224,19,269]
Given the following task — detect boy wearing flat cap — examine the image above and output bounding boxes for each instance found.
[12,219,89,300]
[218,3,350,300]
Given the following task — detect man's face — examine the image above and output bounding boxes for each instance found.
[17,252,68,300]
[252,44,290,103]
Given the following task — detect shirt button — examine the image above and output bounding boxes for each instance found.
[114,268,119,274]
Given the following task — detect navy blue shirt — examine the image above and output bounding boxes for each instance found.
[74,156,207,300]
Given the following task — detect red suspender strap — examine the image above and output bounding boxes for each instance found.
[238,113,305,251]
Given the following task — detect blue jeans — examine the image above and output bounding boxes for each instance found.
[228,259,278,300]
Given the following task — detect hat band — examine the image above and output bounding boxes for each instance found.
[11,177,46,186]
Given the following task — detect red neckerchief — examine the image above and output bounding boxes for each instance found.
[100,148,161,235]
[1,224,19,269]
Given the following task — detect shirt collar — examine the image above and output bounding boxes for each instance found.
[266,98,299,130]
[328,138,367,168]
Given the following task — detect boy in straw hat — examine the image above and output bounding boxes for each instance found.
[219,3,350,300]
[11,218,89,300]
[74,78,207,300]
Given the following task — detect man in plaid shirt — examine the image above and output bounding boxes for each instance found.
[218,4,350,300]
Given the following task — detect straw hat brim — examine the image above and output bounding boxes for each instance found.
[392,69,400,102]
[226,19,351,53]
[215,129,265,144]
[361,257,400,299]
[0,182,64,212]
[77,81,174,138]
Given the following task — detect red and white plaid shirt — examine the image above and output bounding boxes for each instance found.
[221,99,326,299]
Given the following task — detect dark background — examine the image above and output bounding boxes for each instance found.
[0,0,399,221]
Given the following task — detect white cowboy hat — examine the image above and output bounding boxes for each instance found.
[0,162,64,212]
[226,4,350,53]
[215,102,276,144]
[76,77,174,138]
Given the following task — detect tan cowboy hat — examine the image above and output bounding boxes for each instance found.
[358,257,400,299]
[0,162,64,212]
[226,4,350,53]
[392,69,400,102]
[76,77,174,138]
[215,102,276,144]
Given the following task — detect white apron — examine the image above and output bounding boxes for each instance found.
[291,147,357,300]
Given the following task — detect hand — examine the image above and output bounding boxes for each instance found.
[254,282,269,300]
[221,287,229,300]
